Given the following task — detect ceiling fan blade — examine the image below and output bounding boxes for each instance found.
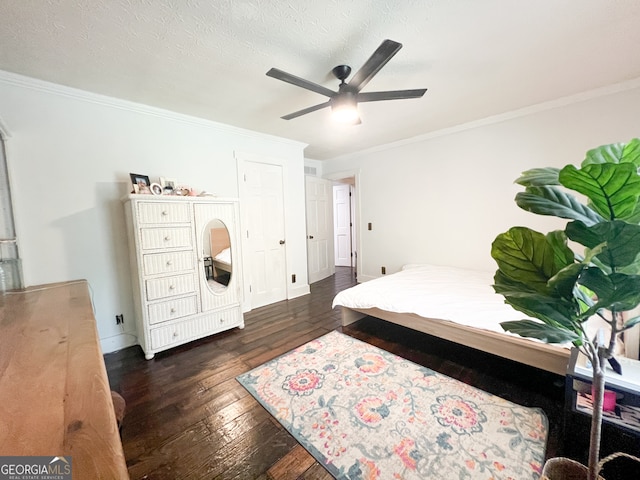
[358,88,427,103]
[281,101,331,120]
[348,39,402,91]
[267,68,336,98]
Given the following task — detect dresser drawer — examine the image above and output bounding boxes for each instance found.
[137,202,190,224]
[143,251,194,276]
[148,295,198,325]
[145,273,195,301]
[150,306,242,350]
[140,227,192,250]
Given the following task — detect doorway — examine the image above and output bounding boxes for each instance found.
[333,177,357,277]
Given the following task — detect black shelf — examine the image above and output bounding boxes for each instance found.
[563,349,640,478]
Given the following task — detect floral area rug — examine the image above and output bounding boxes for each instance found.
[236,331,548,479]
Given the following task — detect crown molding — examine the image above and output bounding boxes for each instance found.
[329,76,640,163]
[0,69,306,149]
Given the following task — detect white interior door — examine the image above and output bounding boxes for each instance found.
[305,176,334,284]
[333,183,352,267]
[242,161,287,308]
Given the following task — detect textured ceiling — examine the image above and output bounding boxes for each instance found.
[0,0,639,160]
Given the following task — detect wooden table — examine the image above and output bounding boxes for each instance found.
[0,280,129,479]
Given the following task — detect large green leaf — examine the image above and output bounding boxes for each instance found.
[623,316,640,331]
[500,320,581,344]
[560,163,640,220]
[624,200,640,224]
[491,227,573,294]
[547,230,578,266]
[515,167,561,187]
[515,187,605,226]
[582,138,640,167]
[493,270,577,325]
[578,269,640,313]
[548,262,585,298]
[574,284,596,312]
[565,220,640,268]
[500,292,578,328]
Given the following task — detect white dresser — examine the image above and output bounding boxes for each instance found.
[124,195,244,359]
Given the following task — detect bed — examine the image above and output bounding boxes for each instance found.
[212,246,232,276]
[210,227,232,277]
[332,264,572,375]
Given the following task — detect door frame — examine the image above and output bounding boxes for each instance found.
[325,169,361,280]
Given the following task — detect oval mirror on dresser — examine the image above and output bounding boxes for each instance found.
[202,219,232,293]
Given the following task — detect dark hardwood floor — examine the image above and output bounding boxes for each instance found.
[105,267,633,479]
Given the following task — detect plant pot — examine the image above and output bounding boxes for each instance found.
[541,457,605,480]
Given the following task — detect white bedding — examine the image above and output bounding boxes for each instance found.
[332,263,534,336]
[214,247,231,265]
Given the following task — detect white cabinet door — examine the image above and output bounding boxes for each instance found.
[193,201,241,312]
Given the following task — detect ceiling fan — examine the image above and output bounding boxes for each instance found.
[266,39,427,123]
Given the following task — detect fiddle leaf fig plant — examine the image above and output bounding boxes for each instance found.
[491,138,640,480]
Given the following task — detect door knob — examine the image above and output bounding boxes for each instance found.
[279,240,285,245]
[308,235,314,239]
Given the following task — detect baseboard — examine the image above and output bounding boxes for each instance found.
[288,284,310,300]
[100,332,138,354]
[357,274,377,283]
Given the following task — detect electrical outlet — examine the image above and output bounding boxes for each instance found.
[116,314,124,325]
[381,266,386,274]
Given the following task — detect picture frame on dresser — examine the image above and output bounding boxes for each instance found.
[149,182,163,195]
[160,176,176,192]
[130,173,151,194]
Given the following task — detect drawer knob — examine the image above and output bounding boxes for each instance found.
[164,236,171,241]
[170,308,176,313]
[166,260,173,266]
[172,331,178,338]
[162,211,168,216]
[169,285,175,290]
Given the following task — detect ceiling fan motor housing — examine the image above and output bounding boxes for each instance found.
[332,65,352,83]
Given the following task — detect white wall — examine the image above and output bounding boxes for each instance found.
[323,83,640,281]
[0,70,308,353]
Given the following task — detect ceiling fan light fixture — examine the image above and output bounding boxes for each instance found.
[331,93,359,124]
[267,40,426,122]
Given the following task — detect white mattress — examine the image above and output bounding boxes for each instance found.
[332,263,534,336]
[214,247,231,265]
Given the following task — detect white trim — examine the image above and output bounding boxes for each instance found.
[0,114,11,140]
[329,76,640,162]
[100,332,138,354]
[0,69,305,149]
[288,284,311,299]
[324,169,362,280]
